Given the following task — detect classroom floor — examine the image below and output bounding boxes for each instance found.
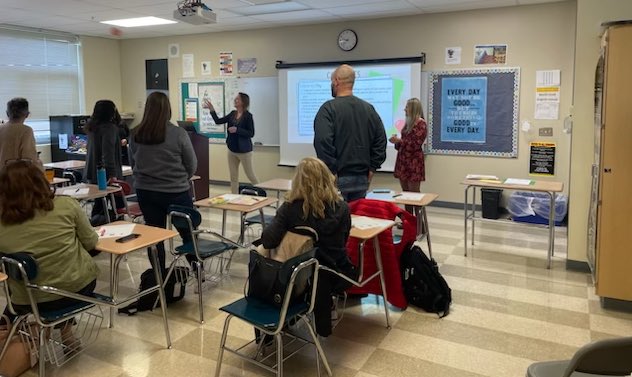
[5,185,632,377]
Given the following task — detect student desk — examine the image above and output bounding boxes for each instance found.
[366,191,439,258]
[255,178,292,207]
[462,179,564,269]
[0,272,6,282]
[49,177,71,186]
[194,195,278,245]
[122,165,132,177]
[56,183,122,223]
[95,221,178,348]
[321,215,396,329]
[43,160,85,170]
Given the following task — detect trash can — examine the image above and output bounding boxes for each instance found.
[481,188,503,219]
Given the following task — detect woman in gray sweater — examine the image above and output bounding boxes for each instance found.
[130,92,197,272]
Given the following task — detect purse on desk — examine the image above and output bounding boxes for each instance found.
[247,226,318,307]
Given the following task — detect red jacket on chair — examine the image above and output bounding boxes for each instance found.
[346,199,417,309]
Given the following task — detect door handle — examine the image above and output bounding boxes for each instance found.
[604,168,612,173]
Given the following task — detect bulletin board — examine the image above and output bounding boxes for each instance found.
[179,76,279,145]
[427,67,520,157]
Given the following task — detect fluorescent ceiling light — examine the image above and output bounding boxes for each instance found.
[101,17,176,28]
[234,1,307,15]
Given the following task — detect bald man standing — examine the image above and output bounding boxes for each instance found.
[313,64,387,201]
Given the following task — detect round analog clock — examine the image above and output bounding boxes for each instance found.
[337,29,358,51]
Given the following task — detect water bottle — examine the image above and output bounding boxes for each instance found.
[97,165,107,190]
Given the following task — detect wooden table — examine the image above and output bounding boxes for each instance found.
[95,221,178,348]
[321,215,396,329]
[255,178,292,206]
[56,183,121,223]
[194,195,277,245]
[49,177,71,186]
[462,179,564,269]
[366,191,439,257]
[43,160,85,170]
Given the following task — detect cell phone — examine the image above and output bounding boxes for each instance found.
[115,233,140,243]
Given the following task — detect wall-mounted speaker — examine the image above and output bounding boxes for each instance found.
[145,59,169,90]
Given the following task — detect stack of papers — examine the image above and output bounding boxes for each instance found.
[352,216,395,230]
[96,223,135,238]
[209,194,266,205]
[394,192,425,201]
[466,174,500,180]
[504,178,533,185]
[60,187,89,196]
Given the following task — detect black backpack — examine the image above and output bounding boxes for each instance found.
[400,242,451,317]
[118,267,188,315]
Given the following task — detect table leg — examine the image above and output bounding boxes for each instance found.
[238,212,246,245]
[471,187,476,246]
[109,253,115,328]
[414,206,423,241]
[464,185,469,256]
[547,191,555,269]
[421,207,433,259]
[150,246,172,348]
[221,210,227,236]
[103,197,111,223]
[372,237,391,329]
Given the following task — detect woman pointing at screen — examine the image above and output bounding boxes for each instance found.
[203,92,259,193]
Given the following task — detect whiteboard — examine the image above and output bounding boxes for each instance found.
[241,77,279,146]
[180,76,279,146]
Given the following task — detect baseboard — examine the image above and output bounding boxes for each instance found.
[601,297,632,313]
[565,259,591,273]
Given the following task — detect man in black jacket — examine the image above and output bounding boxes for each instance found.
[313,64,387,201]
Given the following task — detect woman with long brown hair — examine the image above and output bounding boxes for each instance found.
[0,160,99,342]
[129,91,197,273]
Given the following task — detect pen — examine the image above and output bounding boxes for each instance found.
[393,193,403,198]
[75,188,80,193]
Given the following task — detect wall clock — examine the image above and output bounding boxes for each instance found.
[337,29,358,51]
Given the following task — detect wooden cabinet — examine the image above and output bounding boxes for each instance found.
[594,23,632,302]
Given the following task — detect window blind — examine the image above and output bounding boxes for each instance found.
[0,26,83,143]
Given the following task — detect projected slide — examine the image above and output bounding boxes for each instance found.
[279,61,422,171]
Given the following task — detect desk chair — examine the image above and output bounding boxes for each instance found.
[0,253,113,377]
[166,205,240,324]
[526,336,632,377]
[110,178,143,223]
[239,184,276,238]
[215,256,332,377]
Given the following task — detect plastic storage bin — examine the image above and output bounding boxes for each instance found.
[481,188,503,219]
[507,191,568,226]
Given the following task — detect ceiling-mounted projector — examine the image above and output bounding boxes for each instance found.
[173,0,217,25]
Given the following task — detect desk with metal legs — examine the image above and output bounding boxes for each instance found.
[462,179,563,269]
[95,221,178,348]
[321,215,396,329]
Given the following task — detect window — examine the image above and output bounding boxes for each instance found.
[0,26,83,144]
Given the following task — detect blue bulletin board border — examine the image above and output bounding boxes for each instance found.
[427,68,520,157]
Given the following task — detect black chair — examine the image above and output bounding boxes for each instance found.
[0,253,113,377]
[239,184,276,237]
[214,254,332,377]
[166,205,240,324]
[526,336,632,377]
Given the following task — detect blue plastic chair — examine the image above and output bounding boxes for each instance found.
[166,204,240,324]
[0,253,114,377]
[214,254,332,377]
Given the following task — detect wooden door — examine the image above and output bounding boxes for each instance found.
[596,25,632,300]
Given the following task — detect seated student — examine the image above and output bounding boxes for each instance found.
[261,157,356,337]
[0,160,99,344]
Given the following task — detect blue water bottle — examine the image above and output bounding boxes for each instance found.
[97,165,107,190]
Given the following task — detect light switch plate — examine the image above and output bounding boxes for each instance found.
[539,127,553,136]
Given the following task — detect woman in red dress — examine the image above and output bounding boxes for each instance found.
[389,98,427,213]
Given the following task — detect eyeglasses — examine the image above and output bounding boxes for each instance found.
[4,158,33,166]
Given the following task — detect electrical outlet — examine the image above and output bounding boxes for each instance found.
[539,127,553,137]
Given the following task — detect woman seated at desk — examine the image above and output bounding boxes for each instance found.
[261,157,356,337]
[0,160,99,344]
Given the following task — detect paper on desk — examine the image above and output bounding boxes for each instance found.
[208,194,240,204]
[396,192,425,201]
[352,216,394,230]
[504,178,533,185]
[96,224,136,238]
[61,188,89,196]
[209,194,266,205]
[466,174,499,180]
